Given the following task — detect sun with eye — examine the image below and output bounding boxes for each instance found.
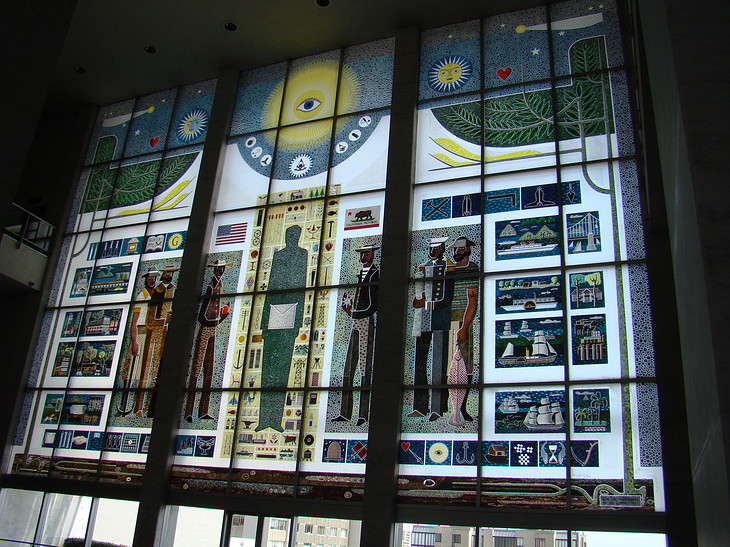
[428,56,473,93]
[263,60,359,150]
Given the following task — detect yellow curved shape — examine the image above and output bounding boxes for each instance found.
[433,138,481,160]
[431,153,478,167]
[486,149,543,162]
[115,205,151,217]
[433,138,544,163]
[153,192,190,211]
[153,179,192,208]
[114,179,193,217]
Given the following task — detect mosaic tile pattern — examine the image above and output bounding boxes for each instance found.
[637,383,662,467]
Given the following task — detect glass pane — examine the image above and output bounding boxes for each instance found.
[262,517,291,546]
[281,50,342,126]
[399,523,477,546]
[329,111,390,193]
[570,382,664,511]
[90,498,138,546]
[420,20,481,101]
[166,79,217,149]
[483,84,558,176]
[483,6,550,89]
[161,506,223,547]
[291,518,360,545]
[229,514,258,547]
[84,99,136,166]
[270,121,332,187]
[415,94,483,184]
[550,0,625,77]
[149,145,204,224]
[122,88,177,157]
[0,488,43,542]
[36,494,91,546]
[217,131,276,212]
[338,38,395,113]
[231,63,288,136]
[580,531,666,547]
[554,72,630,165]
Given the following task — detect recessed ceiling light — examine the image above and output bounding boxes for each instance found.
[74,65,86,74]
[316,0,330,6]
[224,21,238,31]
[144,45,157,54]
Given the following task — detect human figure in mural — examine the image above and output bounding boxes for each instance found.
[134,264,178,417]
[447,236,479,426]
[332,244,380,426]
[119,269,159,416]
[185,260,232,422]
[256,225,307,432]
[409,236,455,421]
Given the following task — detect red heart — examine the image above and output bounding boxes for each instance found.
[149,136,160,147]
[496,67,512,80]
[401,442,411,451]
[325,242,333,251]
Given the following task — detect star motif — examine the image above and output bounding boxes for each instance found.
[500,23,506,28]
[161,98,166,103]
[599,4,604,7]
[588,5,594,10]
[197,89,202,94]
[134,129,140,136]
[531,48,540,55]
[559,31,566,36]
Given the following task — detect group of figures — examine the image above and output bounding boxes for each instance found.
[118,265,178,418]
[115,230,482,435]
[409,236,479,427]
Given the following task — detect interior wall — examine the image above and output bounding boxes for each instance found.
[637,1,730,545]
[0,2,78,229]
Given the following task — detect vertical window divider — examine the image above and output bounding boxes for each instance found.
[360,26,419,546]
[131,67,238,547]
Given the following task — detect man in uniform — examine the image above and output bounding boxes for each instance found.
[409,236,455,421]
[333,244,380,426]
[186,259,231,422]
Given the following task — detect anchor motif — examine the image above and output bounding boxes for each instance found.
[454,441,475,464]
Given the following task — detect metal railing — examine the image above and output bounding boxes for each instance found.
[3,203,55,254]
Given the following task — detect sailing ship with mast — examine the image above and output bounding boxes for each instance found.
[523,397,565,431]
[497,395,520,414]
[498,330,558,366]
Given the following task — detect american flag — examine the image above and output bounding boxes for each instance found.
[215,222,247,245]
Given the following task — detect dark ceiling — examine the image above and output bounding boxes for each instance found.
[49,0,543,111]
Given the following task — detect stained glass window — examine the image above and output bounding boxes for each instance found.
[2,0,672,542]
[8,80,217,482]
[400,0,663,511]
[171,39,393,496]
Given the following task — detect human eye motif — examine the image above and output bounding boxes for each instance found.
[296,97,322,113]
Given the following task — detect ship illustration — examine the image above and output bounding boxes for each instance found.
[498,396,520,414]
[498,330,558,366]
[523,398,565,431]
[497,241,559,256]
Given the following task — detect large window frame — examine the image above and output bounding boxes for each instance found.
[0,2,692,546]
